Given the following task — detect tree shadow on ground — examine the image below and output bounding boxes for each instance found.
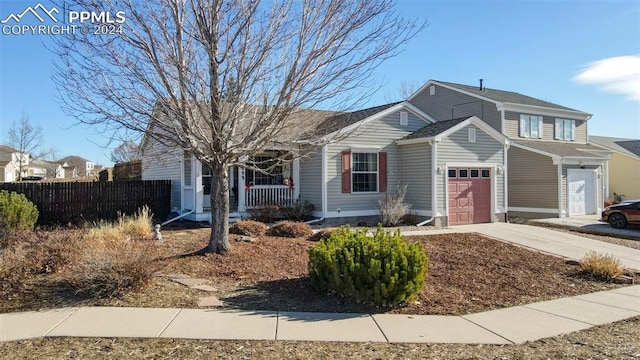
[219,276,387,314]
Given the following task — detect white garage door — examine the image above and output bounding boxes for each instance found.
[567,169,597,216]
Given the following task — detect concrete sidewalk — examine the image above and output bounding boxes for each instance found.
[2,286,639,344]
[404,222,640,271]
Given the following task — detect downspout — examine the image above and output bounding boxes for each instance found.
[418,139,438,226]
[161,209,196,226]
[305,145,328,224]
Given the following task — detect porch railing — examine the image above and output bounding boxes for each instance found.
[245,185,294,209]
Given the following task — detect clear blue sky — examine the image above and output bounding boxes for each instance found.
[1,0,639,167]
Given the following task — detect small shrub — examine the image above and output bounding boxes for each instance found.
[65,238,162,298]
[230,219,268,237]
[267,221,313,238]
[281,200,316,221]
[248,203,280,223]
[308,226,428,306]
[0,190,38,236]
[579,252,623,280]
[85,206,153,242]
[378,185,411,227]
[307,228,335,242]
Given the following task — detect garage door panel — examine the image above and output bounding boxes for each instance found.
[449,168,491,225]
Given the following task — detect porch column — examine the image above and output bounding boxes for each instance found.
[238,167,246,212]
[293,158,300,200]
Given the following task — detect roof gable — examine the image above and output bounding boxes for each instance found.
[410,80,590,118]
[590,136,640,159]
[398,116,509,145]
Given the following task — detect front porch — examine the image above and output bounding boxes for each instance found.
[183,153,300,221]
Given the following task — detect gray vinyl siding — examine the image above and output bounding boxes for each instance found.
[507,146,558,209]
[326,111,428,213]
[141,136,182,211]
[299,150,323,210]
[436,125,505,213]
[410,84,502,131]
[504,111,587,144]
[562,165,604,213]
[399,143,431,211]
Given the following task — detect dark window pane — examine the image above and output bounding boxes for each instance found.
[470,170,479,178]
[448,169,456,178]
[459,169,468,178]
[352,173,377,192]
[482,169,490,178]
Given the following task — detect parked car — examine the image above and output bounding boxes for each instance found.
[601,200,640,229]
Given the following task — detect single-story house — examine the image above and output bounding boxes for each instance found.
[142,101,510,226]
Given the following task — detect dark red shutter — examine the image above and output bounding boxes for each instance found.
[341,151,351,193]
[379,152,387,192]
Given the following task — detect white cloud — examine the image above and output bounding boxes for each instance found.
[574,55,640,102]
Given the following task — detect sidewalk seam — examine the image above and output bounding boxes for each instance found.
[521,304,597,326]
[274,311,279,341]
[157,309,183,338]
[369,315,389,343]
[43,307,79,338]
[570,296,640,314]
[459,316,514,345]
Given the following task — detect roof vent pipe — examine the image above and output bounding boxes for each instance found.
[479,78,484,91]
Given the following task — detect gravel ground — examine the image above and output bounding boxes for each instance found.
[1,316,639,359]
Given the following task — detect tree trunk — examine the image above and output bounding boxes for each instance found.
[206,160,231,253]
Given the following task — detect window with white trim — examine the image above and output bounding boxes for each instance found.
[352,152,378,192]
[519,114,543,139]
[400,111,408,125]
[246,152,285,185]
[554,119,575,141]
[468,127,476,142]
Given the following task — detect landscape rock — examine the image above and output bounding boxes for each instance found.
[171,278,209,287]
[198,296,224,307]
[191,284,218,292]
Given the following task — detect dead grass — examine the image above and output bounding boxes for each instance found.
[1,228,631,316]
[86,206,153,243]
[579,251,624,280]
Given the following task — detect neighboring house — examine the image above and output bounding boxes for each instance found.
[0,144,34,181]
[58,156,99,177]
[142,101,510,226]
[590,136,640,201]
[408,80,611,219]
[29,159,65,179]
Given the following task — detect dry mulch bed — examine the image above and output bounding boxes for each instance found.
[0,228,627,316]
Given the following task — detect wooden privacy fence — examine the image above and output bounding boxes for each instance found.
[0,180,171,224]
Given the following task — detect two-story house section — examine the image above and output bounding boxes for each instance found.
[409,80,611,219]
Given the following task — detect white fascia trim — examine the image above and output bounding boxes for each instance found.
[508,207,560,214]
[498,103,591,120]
[409,80,501,107]
[396,137,433,146]
[329,102,435,138]
[557,158,609,166]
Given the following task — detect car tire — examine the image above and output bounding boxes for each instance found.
[608,213,627,229]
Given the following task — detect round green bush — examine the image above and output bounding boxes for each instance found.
[308,226,428,306]
[0,190,38,234]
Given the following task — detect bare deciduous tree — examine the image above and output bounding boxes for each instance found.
[384,79,423,102]
[6,111,43,181]
[53,0,425,253]
[111,141,141,163]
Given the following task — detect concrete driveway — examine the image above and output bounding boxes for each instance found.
[446,222,640,271]
[528,215,640,240]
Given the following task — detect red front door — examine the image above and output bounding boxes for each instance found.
[448,168,491,225]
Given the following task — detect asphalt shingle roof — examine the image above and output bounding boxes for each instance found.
[401,118,467,140]
[513,139,610,158]
[435,81,584,113]
[313,102,400,136]
[590,136,640,158]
